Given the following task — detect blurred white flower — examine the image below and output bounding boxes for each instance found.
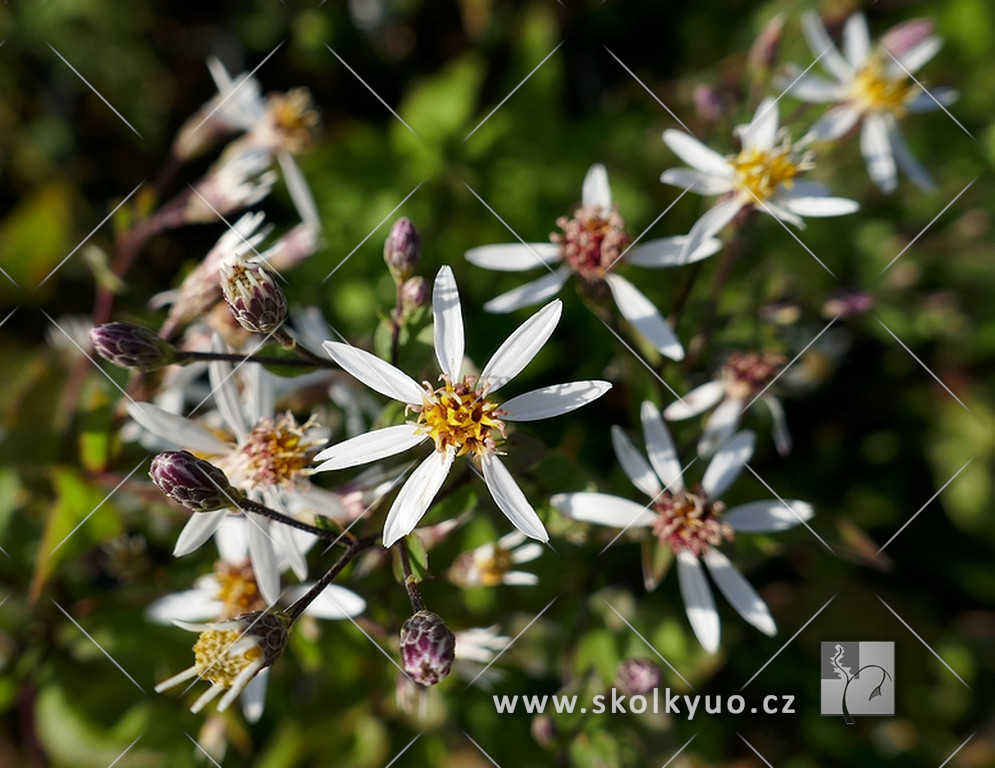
[788,12,955,192]
[661,98,859,261]
[553,401,813,653]
[316,265,611,547]
[448,530,543,587]
[466,164,722,360]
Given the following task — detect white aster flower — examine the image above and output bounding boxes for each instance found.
[664,351,790,457]
[789,12,956,193]
[148,517,366,721]
[552,401,814,653]
[316,265,612,547]
[448,530,543,587]
[661,98,860,262]
[466,164,722,360]
[128,357,340,604]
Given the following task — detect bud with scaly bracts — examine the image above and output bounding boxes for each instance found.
[400,610,456,687]
[220,257,288,335]
[90,322,178,372]
[384,218,421,282]
[150,451,243,512]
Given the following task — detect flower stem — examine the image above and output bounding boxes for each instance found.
[398,540,425,612]
[285,538,376,622]
[273,327,334,368]
[176,349,335,368]
[237,498,354,544]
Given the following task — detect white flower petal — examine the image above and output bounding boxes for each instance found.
[763,201,805,228]
[432,266,464,381]
[738,98,779,152]
[610,425,662,498]
[842,13,871,69]
[483,268,571,314]
[511,542,544,564]
[786,71,847,103]
[703,548,776,636]
[313,424,425,470]
[888,36,941,75]
[322,341,423,404]
[605,274,684,360]
[503,571,540,586]
[801,11,853,82]
[382,449,455,548]
[208,348,250,438]
[663,380,726,421]
[661,130,733,178]
[246,514,280,606]
[146,588,222,624]
[479,300,562,395]
[288,584,367,619]
[677,551,720,653]
[269,510,307,580]
[499,380,611,422]
[906,87,957,113]
[240,670,268,723]
[763,394,792,456]
[698,397,743,458]
[640,401,684,492]
[659,168,734,196]
[861,116,897,193]
[245,366,275,426]
[125,402,231,455]
[779,193,860,217]
[802,105,862,144]
[724,500,815,532]
[173,510,226,556]
[623,235,722,268]
[680,200,741,263]
[215,514,250,562]
[465,243,563,272]
[551,492,655,529]
[887,119,936,192]
[582,163,612,209]
[277,152,321,233]
[701,430,755,499]
[481,452,548,542]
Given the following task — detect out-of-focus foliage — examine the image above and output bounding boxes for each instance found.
[1,0,993,766]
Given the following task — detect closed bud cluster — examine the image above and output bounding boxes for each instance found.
[399,610,456,687]
[90,322,178,371]
[615,658,662,696]
[150,450,242,512]
[384,218,421,282]
[220,257,288,334]
[399,276,429,316]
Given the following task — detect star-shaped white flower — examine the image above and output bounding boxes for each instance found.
[448,530,543,587]
[788,12,956,193]
[465,164,721,360]
[316,265,611,548]
[661,98,859,262]
[552,401,813,653]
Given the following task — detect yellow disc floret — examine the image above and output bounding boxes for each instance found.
[193,629,263,688]
[730,144,803,202]
[851,56,916,115]
[415,378,505,458]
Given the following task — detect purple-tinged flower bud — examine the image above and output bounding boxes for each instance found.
[531,714,557,748]
[881,18,935,59]
[748,14,785,73]
[399,276,429,316]
[150,451,242,512]
[399,610,455,687]
[90,322,178,371]
[822,290,874,320]
[384,218,421,282]
[693,84,727,124]
[220,258,288,334]
[615,658,662,697]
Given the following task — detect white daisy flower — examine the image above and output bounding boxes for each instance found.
[552,401,814,653]
[128,357,342,604]
[664,351,791,457]
[316,265,612,548]
[789,12,956,192]
[661,98,860,262]
[466,164,722,360]
[448,530,543,587]
[148,517,365,721]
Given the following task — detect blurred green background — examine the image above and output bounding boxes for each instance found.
[1,0,993,766]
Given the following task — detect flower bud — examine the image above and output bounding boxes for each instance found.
[220,258,288,334]
[399,276,429,316]
[384,218,421,282]
[150,451,242,512]
[822,290,874,320]
[90,322,178,371]
[399,610,455,687]
[615,658,662,697]
[748,14,785,74]
[693,84,726,124]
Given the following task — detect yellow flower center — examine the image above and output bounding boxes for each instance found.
[237,413,319,489]
[415,378,505,458]
[215,561,264,618]
[267,88,319,154]
[730,145,802,202]
[851,57,916,115]
[193,629,263,688]
[476,544,515,586]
